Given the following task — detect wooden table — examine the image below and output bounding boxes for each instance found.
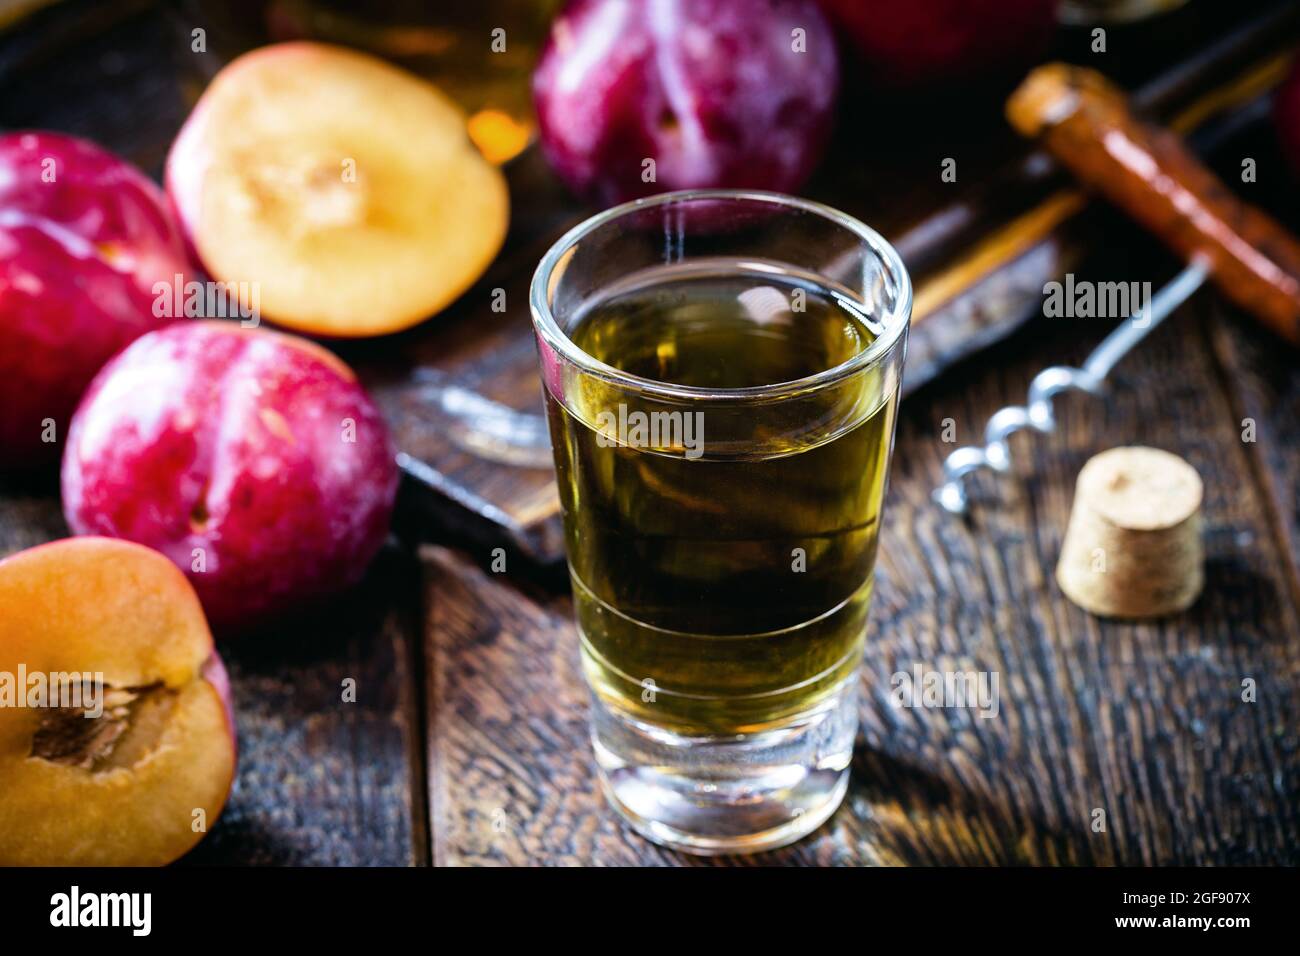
[2,0,1297,866]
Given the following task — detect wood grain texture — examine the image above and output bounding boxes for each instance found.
[182,544,427,866]
[423,283,1300,865]
[861,291,1300,866]
[423,544,681,866]
[0,477,68,555]
[1208,310,1300,618]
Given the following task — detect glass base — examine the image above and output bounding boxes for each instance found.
[591,679,858,855]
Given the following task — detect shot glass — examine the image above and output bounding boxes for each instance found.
[530,190,910,853]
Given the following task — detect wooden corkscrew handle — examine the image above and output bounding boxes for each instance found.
[1008,63,1300,346]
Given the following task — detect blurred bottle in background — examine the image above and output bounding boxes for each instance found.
[181,0,563,164]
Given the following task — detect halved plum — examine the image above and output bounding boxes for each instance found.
[166,42,509,337]
[0,537,236,866]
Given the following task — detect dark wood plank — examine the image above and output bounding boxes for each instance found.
[1201,112,1300,612]
[423,273,1300,865]
[0,477,67,553]
[1209,311,1300,612]
[182,543,427,866]
[860,292,1300,866]
[424,544,679,866]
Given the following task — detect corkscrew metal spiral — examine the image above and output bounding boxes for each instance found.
[933,257,1211,515]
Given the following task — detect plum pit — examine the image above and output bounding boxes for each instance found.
[30,683,177,773]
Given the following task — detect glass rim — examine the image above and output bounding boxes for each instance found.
[529,189,912,402]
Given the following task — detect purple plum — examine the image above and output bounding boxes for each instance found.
[817,0,1058,89]
[532,0,840,205]
[1275,56,1300,180]
[61,321,399,631]
[0,132,193,469]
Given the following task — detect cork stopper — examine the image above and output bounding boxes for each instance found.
[1055,446,1204,618]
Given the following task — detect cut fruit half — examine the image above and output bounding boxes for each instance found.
[0,537,236,866]
[166,42,509,337]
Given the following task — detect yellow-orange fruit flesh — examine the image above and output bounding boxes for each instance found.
[167,42,509,337]
[0,537,235,866]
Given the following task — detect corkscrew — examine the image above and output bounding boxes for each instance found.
[935,56,1300,514]
[933,258,1210,515]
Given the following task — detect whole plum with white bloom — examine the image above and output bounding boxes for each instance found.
[533,0,840,205]
[61,321,398,630]
[0,132,192,468]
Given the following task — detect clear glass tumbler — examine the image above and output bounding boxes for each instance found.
[530,190,910,853]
